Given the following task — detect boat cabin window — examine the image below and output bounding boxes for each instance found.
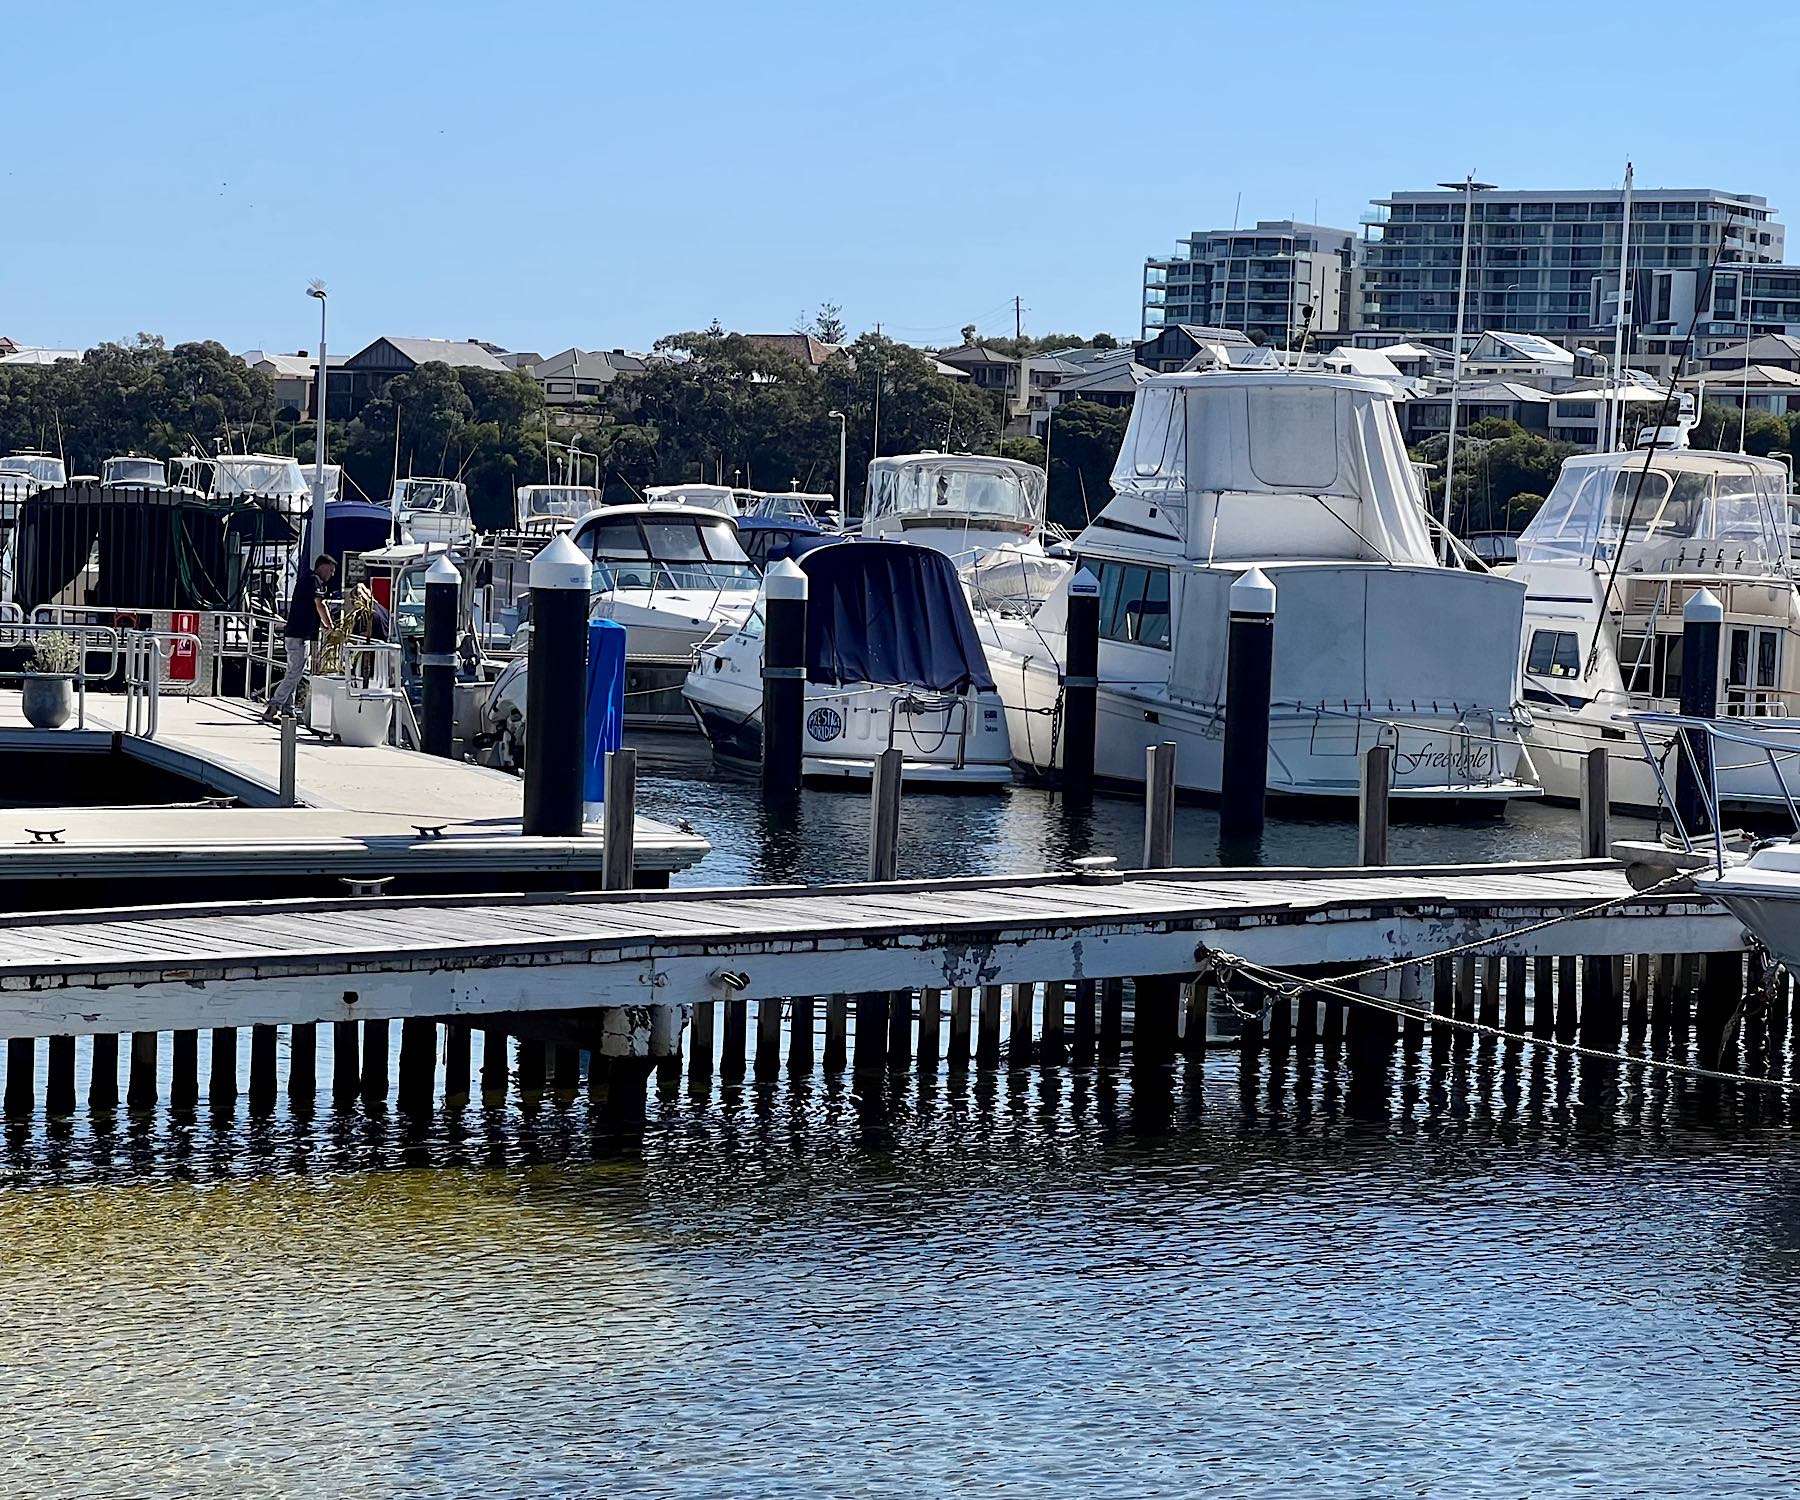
[1617,632,1683,699]
[103,457,166,486]
[398,481,468,515]
[517,486,596,524]
[576,515,757,591]
[1524,628,1581,679]
[1088,559,1171,649]
[868,462,1046,531]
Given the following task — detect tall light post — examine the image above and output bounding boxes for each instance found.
[827,408,847,518]
[306,280,329,567]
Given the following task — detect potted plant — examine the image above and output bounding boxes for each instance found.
[21,633,79,729]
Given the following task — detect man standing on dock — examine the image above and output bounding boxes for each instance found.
[264,554,336,720]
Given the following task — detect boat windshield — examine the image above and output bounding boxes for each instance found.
[517,486,598,524]
[867,460,1046,530]
[397,479,468,515]
[575,513,758,591]
[739,492,825,524]
[1516,455,1791,567]
[102,457,167,485]
[647,484,738,516]
[0,454,67,485]
[213,456,308,498]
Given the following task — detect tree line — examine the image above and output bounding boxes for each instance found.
[0,331,1127,533]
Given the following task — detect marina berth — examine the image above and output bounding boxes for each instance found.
[976,369,1538,805]
[683,539,1013,785]
[1511,436,1799,812]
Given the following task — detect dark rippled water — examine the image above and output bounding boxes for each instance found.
[5,735,1797,1497]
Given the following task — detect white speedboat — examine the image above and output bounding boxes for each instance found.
[977,369,1538,804]
[100,455,168,488]
[683,540,1013,786]
[514,483,602,533]
[1511,436,1800,813]
[392,477,474,548]
[0,452,67,489]
[571,503,760,655]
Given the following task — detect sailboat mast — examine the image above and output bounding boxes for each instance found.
[1608,162,1633,450]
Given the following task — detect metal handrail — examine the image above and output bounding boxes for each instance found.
[121,629,202,738]
[1627,710,1800,871]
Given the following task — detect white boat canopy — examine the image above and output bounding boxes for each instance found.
[516,484,601,526]
[865,454,1047,535]
[1514,449,1791,570]
[1100,371,1437,566]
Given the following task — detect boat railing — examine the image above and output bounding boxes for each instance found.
[885,692,971,769]
[120,628,202,739]
[1627,710,1800,872]
[0,614,124,730]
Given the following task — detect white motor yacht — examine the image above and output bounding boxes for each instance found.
[1511,435,1799,812]
[100,455,168,488]
[571,503,760,655]
[0,452,67,489]
[392,477,474,549]
[646,483,738,516]
[515,483,602,533]
[683,541,1013,786]
[976,369,1538,804]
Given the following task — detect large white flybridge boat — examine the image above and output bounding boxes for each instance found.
[1510,433,1800,812]
[975,369,1538,803]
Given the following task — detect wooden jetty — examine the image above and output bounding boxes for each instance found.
[0,691,708,903]
[0,854,1764,1126]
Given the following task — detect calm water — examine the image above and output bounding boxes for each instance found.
[5,736,1797,1497]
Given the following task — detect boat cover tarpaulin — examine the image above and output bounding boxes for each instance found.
[801,541,995,692]
[582,618,628,813]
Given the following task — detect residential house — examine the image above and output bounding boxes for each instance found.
[337,336,512,416]
[524,347,649,406]
[241,349,350,418]
[741,333,843,368]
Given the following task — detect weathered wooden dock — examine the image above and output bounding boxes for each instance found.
[0,691,709,902]
[0,855,1766,1125]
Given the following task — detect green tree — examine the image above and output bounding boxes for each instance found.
[1411,420,1579,536]
[999,436,1044,468]
[1045,399,1129,531]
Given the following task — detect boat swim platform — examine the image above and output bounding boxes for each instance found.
[0,691,709,903]
[0,858,1744,1042]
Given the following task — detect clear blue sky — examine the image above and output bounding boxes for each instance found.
[6,0,1795,357]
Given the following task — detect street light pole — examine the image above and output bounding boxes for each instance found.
[1437,175,1495,562]
[306,280,329,567]
[828,408,846,518]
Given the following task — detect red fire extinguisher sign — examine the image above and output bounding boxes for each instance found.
[169,610,200,683]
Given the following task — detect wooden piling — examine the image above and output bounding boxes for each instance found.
[1532,957,1555,1039]
[1143,743,1177,869]
[129,1032,159,1111]
[552,1043,580,1092]
[853,992,888,1074]
[1627,955,1650,1031]
[1454,957,1477,1026]
[1040,982,1066,1063]
[1099,978,1124,1062]
[789,996,815,1073]
[1294,988,1318,1049]
[1265,983,1291,1050]
[5,1038,34,1118]
[209,1028,236,1106]
[1322,994,1344,1047]
[690,1001,716,1080]
[918,989,942,1070]
[720,998,748,1081]
[1479,957,1501,1030]
[288,1023,316,1104]
[364,1019,393,1102]
[1182,978,1209,1057]
[90,1033,118,1113]
[170,1031,199,1110]
[46,1036,76,1116]
[823,995,847,1073]
[948,988,973,1070]
[481,1026,508,1095]
[1580,747,1611,860]
[1555,956,1579,1043]
[1652,955,1676,1029]
[756,997,783,1081]
[1697,952,1743,1068]
[443,1023,471,1101]
[1431,958,1454,1040]
[398,1019,437,1112]
[1504,956,1527,1035]
[978,986,1003,1068]
[1134,975,1183,1062]
[1579,955,1622,1051]
[1358,744,1391,867]
[248,1025,276,1111]
[1009,984,1033,1064]
[1073,980,1096,1063]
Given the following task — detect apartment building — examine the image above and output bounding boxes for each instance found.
[1142,219,1360,344]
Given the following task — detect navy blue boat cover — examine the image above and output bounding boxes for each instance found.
[801,541,995,692]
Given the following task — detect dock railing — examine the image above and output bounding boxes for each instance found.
[0,609,123,730]
[121,627,203,738]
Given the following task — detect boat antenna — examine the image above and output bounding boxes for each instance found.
[52,405,65,470]
[1582,211,1740,679]
[391,404,403,494]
